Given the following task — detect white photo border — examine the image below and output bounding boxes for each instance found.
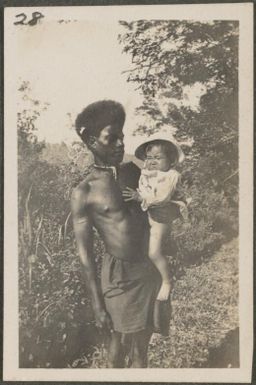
[4,3,254,382]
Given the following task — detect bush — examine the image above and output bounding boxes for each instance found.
[18,131,102,367]
[18,122,238,368]
[170,179,238,265]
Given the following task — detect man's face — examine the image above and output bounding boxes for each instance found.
[92,124,125,166]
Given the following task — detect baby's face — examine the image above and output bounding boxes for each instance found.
[145,144,172,171]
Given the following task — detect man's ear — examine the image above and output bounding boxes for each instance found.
[87,135,97,150]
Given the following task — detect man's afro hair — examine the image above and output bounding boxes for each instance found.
[75,100,126,144]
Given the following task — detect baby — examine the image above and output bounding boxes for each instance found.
[123,135,186,302]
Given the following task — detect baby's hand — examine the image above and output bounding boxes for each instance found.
[122,187,142,202]
[157,281,171,301]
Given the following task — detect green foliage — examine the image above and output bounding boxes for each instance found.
[19,22,239,366]
[118,20,238,94]
[119,20,239,264]
[18,144,101,366]
[18,83,101,367]
[118,20,238,176]
[40,142,70,166]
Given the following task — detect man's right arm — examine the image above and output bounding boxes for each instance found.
[71,186,112,330]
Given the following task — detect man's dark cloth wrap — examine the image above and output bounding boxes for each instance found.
[101,253,161,333]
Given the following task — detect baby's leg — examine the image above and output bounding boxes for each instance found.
[148,216,171,301]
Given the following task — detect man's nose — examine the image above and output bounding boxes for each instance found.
[116,138,124,147]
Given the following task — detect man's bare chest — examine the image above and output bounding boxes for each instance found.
[88,176,124,214]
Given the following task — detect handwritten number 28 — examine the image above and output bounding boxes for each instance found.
[14,12,44,26]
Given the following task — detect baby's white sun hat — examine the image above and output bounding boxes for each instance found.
[134,131,185,164]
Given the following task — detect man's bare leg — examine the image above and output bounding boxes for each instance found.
[130,329,153,368]
[107,331,126,368]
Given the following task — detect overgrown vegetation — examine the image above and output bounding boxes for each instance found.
[19,20,239,368]
[119,20,239,262]
[148,238,239,368]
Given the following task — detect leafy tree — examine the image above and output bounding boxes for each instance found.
[119,20,239,260]
[118,20,238,193]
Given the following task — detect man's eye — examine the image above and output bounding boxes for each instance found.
[108,135,116,143]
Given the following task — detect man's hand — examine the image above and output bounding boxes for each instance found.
[94,307,113,332]
[122,187,142,202]
[157,281,172,301]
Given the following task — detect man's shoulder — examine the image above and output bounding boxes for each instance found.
[120,161,141,176]
[71,168,96,205]
[119,161,141,189]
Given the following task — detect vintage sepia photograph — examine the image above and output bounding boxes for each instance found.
[4,3,253,382]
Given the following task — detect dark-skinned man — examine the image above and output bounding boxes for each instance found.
[71,100,161,368]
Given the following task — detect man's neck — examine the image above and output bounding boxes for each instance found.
[94,157,119,169]
[93,161,119,180]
